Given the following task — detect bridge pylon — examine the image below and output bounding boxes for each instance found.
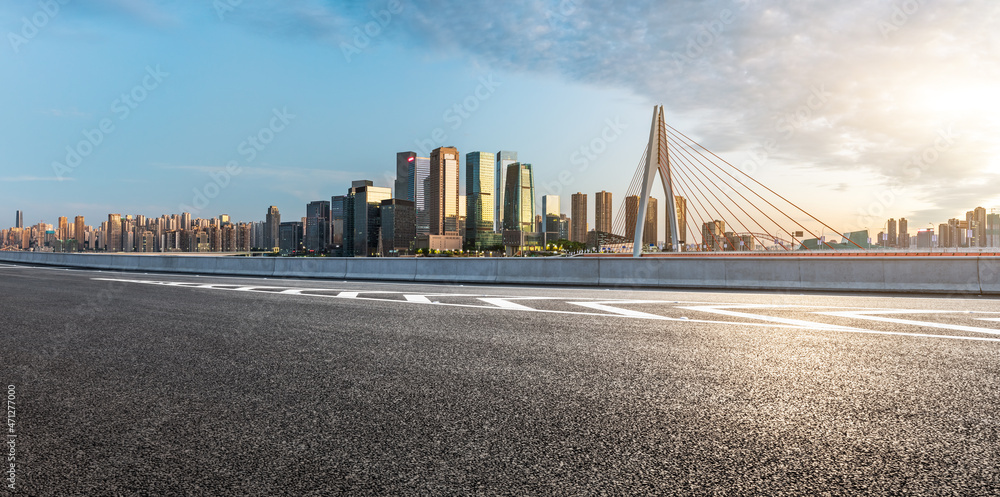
[633,105,680,256]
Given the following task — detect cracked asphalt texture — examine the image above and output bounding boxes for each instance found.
[2,264,999,495]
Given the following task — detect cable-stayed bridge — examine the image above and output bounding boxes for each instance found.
[611,106,867,257]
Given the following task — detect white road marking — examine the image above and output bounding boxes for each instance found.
[568,301,676,319]
[280,288,341,295]
[679,304,867,331]
[87,277,1000,343]
[817,310,1000,335]
[479,297,559,310]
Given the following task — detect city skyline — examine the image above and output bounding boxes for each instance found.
[2,1,999,233]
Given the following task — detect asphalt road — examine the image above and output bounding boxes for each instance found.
[2,262,999,495]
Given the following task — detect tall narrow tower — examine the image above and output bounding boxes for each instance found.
[633,105,680,256]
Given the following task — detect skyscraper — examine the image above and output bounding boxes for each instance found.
[644,197,658,247]
[15,210,23,229]
[503,162,535,232]
[595,190,612,234]
[380,198,416,256]
[265,206,280,250]
[624,195,658,246]
[542,194,560,242]
[181,212,192,231]
[395,152,416,202]
[898,218,908,248]
[702,220,725,251]
[57,216,68,240]
[466,151,496,244]
[668,196,687,248]
[494,151,518,232]
[331,195,346,256]
[74,216,85,251]
[624,195,639,240]
[305,200,331,253]
[107,214,122,252]
[974,206,987,247]
[887,218,897,248]
[278,222,303,253]
[571,193,587,243]
[429,147,460,236]
[988,212,1000,248]
[351,180,391,257]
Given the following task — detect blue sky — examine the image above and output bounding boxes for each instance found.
[2,0,999,237]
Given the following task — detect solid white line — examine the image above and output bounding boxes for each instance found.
[478,298,540,310]
[679,305,867,331]
[86,277,1000,343]
[568,301,676,319]
[819,310,1000,335]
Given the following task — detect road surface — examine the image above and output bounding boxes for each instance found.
[2,262,999,495]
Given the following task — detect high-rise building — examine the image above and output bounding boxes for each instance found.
[466,151,496,245]
[916,229,934,249]
[74,216,85,251]
[218,214,230,225]
[305,200,331,253]
[494,151,518,232]
[702,220,725,251]
[107,214,122,252]
[938,222,950,248]
[265,206,280,250]
[278,221,303,253]
[395,150,431,236]
[624,195,658,247]
[898,218,908,248]
[380,199,416,256]
[571,193,587,243]
[887,218,897,248]
[668,196,687,249]
[644,197,658,247]
[973,207,987,247]
[181,212,192,231]
[57,216,68,240]
[948,218,961,248]
[559,214,571,241]
[503,162,535,232]
[988,212,1000,248]
[331,196,346,256]
[624,195,639,240]
[15,210,23,229]
[542,194,560,242]
[595,191,612,234]
[395,151,417,202]
[350,180,391,257]
[429,147,460,236]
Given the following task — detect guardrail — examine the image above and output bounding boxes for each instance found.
[1,251,996,295]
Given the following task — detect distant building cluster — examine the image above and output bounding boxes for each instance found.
[875,207,1000,249]
[5,154,999,255]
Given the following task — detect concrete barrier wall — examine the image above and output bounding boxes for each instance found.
[797,258,885,292]
[273,258,343,279]
[346,258,417,281]
[496,258,599,285]
[1,252,998,295]
[980,258,1000,294]
[416,258,498,284]
[883,257,981,294]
